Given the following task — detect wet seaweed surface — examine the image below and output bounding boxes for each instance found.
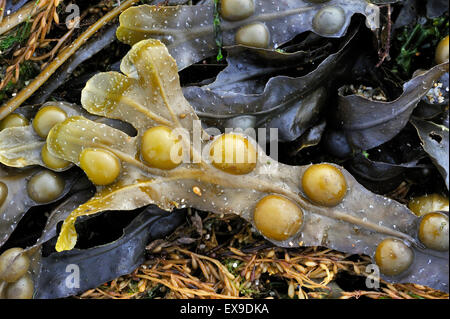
[0,0,449,299]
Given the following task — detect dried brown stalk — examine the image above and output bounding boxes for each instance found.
[0,1,44,36]
[376,4,392,68]
[0,0,60,90]
[0,0,6,24]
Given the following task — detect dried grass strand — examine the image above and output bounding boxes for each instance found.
[0,0,140,120]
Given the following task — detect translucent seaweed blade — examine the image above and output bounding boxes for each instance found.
[0,102,89,171]
[35,207,186,299]
[81,40,200,136]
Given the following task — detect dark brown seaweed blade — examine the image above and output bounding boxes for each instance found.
[337,62,449,151]
[426,0,449,18]
[202,41,331,94]
[411,118,449,190]
[413,73,449,120]
[291,121,327,154]
[32,206,186,299]
[32,25,119,105]
[29,189,96,249]
[0,166,81,247]
[347,152,428,194]
[184,28,358,142]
